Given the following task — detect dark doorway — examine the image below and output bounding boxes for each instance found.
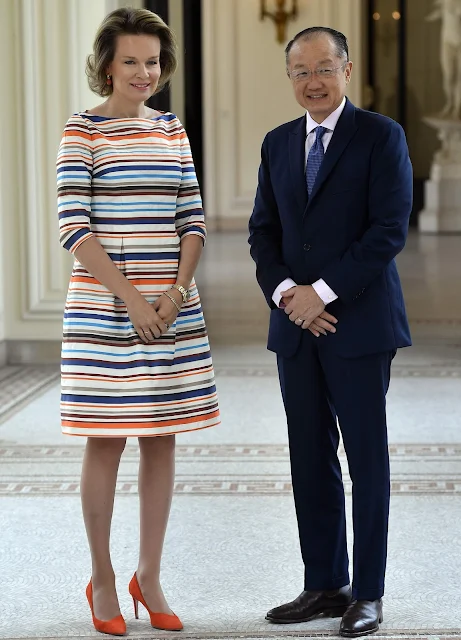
[145,0,171,112]
[366,0,423,226]
[182,0,204,190]
[144,0,204,189]
[367,0,407,128]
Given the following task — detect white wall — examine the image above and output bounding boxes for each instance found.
[0,0,122,359]
[202,0,364,230]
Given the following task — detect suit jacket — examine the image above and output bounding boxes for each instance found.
[248,98,412,359]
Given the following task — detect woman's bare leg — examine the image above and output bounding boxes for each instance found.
[136,435,176,613]
[80,437,126,620]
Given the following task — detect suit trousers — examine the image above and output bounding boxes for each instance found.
[277,331,394,601]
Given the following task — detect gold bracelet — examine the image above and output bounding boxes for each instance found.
[162,290,181,312]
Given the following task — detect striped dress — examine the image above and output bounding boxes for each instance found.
[57,112,220,437]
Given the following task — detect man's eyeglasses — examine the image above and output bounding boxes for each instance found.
[289,63,347,83]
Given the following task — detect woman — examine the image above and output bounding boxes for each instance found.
[57,8,219,636]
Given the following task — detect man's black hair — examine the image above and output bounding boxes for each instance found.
[285,27,349,65]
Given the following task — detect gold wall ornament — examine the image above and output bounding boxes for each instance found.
[260,0,299,44]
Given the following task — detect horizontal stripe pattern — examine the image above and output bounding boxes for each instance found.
[58,112,219,437]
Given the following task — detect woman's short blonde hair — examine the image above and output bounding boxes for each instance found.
[86,7,177,98]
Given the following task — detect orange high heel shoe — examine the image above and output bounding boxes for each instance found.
[86,580,126,636]
[128,572,183,631]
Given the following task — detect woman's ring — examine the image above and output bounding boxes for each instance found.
[296,317,303,325]
[165,323,170,330]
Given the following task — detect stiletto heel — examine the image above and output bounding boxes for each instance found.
[128,572,183,631]
[86,580,126,636]
[132,596,139,619]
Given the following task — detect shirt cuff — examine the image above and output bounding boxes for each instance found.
[272,278,297,307]
[312,279,338,305]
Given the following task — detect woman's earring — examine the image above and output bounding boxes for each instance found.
[106,74,112,85]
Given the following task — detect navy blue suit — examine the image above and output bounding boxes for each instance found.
[249,98,412,600]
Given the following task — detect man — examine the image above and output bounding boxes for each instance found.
[248,27,412,638]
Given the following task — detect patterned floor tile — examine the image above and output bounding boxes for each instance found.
[0,366,59,424]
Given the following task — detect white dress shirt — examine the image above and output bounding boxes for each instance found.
[272,97,347,308]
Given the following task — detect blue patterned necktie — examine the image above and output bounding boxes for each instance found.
[306,126,327,196]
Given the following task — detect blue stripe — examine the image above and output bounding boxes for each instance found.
[89,218,174,225]
[176,210,202,219]
[173,351,211,365]
[58,174,91,180]
[62,384,216,404]
[62,358,169,369]
[96,148,180,156]
[57,166,89,174]
[63,321,131,329]
[66,296,115,303]
[81,112,176,123]
[178,226,205,238]
[97,173,181,180]
[63,229,90,251]
[92,207,175,212]
[62,348,174,357]
[59,210,89,219]
[176,318,202,326]
[96,165,181,176]
[176,308,202,318]
[109,252,178,260]
[64,313,127,322]
[174,199,202,207]
[64,317,201,329]
[91,201,175,207]
[176,342,208,353]
[62,351,211,369]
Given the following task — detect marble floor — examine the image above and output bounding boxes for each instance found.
[1,230,461,640]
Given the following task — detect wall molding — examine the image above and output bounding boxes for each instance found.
[0,1,109,340]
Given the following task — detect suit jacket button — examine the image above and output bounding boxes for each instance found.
[303,244,311,251]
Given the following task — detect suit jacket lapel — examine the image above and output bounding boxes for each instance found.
[289,115,308,213]
[305,99,358,210]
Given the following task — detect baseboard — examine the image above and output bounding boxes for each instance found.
[5,340,61,365]
[0,341,6,367]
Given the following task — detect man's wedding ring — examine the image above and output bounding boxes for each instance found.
[296,317,303,325]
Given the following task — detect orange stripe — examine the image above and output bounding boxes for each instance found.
[62,409,220,430]
[92,132,182,142]
[62,420,220,438]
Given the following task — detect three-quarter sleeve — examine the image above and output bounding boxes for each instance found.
[57,115,94,253]
[175,128,207,244]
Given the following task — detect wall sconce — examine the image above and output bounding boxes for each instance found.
[260,0,299,44]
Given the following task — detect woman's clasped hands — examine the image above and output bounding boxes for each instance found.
[125,289,182,344]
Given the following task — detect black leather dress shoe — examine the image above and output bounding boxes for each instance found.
[266,585,352,624]
[339,599,383,637]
